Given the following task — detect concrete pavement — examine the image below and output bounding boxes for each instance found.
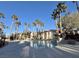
[0,41,79,58]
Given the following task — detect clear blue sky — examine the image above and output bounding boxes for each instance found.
[0,1,78,35]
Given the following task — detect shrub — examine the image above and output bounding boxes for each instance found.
[67,40,76,45]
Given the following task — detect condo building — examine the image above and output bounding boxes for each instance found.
[9,30,56,41]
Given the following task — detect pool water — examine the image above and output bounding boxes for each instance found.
[30,40,56,48]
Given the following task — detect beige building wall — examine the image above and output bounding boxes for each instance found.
[30,32,34,39]
[13,30,54,40]
[48,31,53,39]
[45,32,49,39]
[42,32,45,39]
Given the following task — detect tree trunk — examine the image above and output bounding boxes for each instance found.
[15,25,18,40]
[36,27,38,39]
[59,14,62,34]
[10,22,13,34]
[55,20,59,34]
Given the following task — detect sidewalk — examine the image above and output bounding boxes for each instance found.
[56,44,79,56]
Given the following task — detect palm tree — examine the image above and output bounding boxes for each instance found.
[15,21,21,40]
[11,14,18,34]
[11,14,19,40]
[72,1,79,12]
[38,20,44,32]
[24,22,31,39]
[0,13,5,19]
[0,22,5,32]
[35,19,41,38]
[32,21,38,32]
[32,21,38,47]
[32,21,37,38]
[0,12,5,29]
[33,19,45,46]
[15,21,21,33]
[12,14,18,21]
[0,22,5,43]
[51,9,59,34]
[0,13,5,41]
[24,22,30,32]
[37,20,44,38]
[56,2,67,33]
[51,2,67,42]
[37,20,44,45]
[34,19,43,32]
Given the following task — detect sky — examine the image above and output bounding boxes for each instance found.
[0,1,78,35]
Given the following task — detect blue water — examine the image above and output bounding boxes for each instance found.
[30,40,57,48]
